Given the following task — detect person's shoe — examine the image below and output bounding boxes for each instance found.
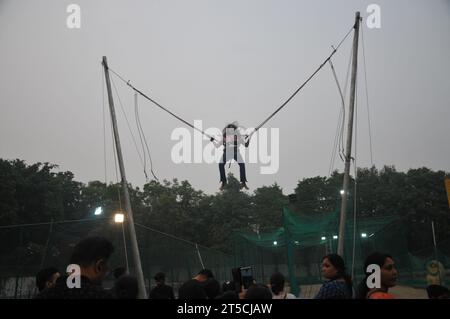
[220,182,227,191]
[240,182,249,190]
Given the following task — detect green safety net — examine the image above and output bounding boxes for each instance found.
[0,219,234,298]
[1,209,449,298]
[234,208,450,297]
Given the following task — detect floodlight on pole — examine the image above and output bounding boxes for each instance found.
[94,207,103,216]
[115,213,125,223]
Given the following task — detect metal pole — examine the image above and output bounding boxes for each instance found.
[337,12,361,257]
[102,56,147,298]
[260,246,265,284]
[122,221,129,272]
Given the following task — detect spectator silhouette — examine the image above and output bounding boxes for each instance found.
[114,275,138,299]
[270,272,296,299]
[244,284,272,299]
[203,278,221,299]
[35,267,60,293]
[315,254,352,299]
[178,269,213,299]
[113,267,127,280]
[355,252,397,299]
[427,284,449,299]
[35,236,114,299]
[148,272,175,299]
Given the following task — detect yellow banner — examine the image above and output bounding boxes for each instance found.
[445,178,450,209]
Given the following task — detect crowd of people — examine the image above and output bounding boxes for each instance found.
[33,236,449,299]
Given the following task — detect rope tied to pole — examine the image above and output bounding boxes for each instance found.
[105,64,217,142]
[103,23,354,145]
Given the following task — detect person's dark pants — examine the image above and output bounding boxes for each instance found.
[219,149,247,183]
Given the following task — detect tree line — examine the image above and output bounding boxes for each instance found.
[0,158,449,253]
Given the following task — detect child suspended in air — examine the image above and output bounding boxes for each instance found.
[210,122,249,191]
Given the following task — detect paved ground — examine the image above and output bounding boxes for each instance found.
[297,284,428,299]
[389,285,428,299]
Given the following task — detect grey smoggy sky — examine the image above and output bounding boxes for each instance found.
[1,0,449,195]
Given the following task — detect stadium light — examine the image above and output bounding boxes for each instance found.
[321,236,326,241]
[333,235,338,240]
[94,206,103,216]
[273,241,278,246]
[361,233,367,238]
[115,213,125,223]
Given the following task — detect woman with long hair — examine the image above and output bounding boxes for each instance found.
[314,254,353,299]
[211,121,249,190]
[355,252,397,299]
